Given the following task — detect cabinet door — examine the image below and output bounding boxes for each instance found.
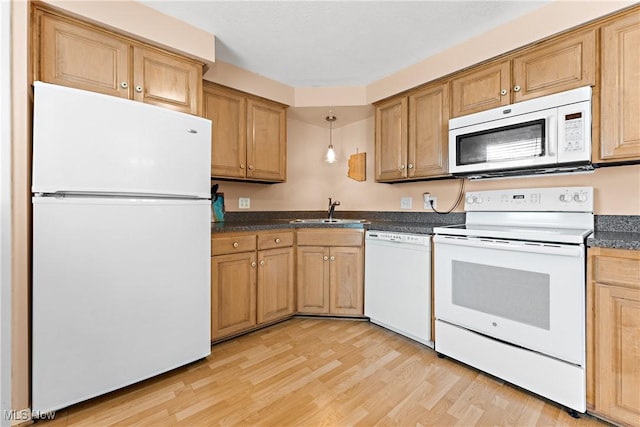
[450,60,510,118]
[375,97,408,181]
[296,246,330,314]
[408,82,450,178]
[512,29,596,103]
[257,247,294,324]
[329,247,364,316]
[204,85,247,178]
[38,13,130,99]
[597,10,640,163]
[211,252,257,340]
[132,46,202,115]
[246,98,287,182]
[595,283,640,425]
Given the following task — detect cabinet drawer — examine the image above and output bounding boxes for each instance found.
[258,230,294,250]
[211,234,256,255]
[297,229,363,247]
[593,251,640,290]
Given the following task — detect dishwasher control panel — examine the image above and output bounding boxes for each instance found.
[366,231,431,246]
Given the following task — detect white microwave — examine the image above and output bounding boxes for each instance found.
[449,86,592,178]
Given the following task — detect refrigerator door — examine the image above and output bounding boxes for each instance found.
[32,196,211,413]
[32,82,211,198]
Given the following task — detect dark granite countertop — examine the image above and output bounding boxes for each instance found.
[587,231,640,251]
[211,212,640,249]
[587,215,640,250]
[211,211,465,235]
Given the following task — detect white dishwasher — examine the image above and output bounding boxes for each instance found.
[364,230,433,347]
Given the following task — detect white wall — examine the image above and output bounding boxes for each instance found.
[1,0,13,425]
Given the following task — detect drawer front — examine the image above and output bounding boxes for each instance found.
[593,250,640,290]
[211,234,256,256]
[257,230,294,250]
[297,229,364,247]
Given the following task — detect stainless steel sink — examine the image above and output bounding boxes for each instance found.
[289,218,367,224]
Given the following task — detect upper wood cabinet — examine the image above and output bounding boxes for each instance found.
[587,247,640,427]
[375,81,449,182]
[204,83,287,182]
[33,8,203,116]
[451,29,596,118]
[594,8,640,164]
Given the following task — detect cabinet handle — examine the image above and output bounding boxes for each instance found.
[408,163,414,169]
[120,82,128,89]
[248,165,254,170]
[323,255,329,261]
[260,260,265,266]
[240,164,245,169]
[251,261,257,268]
[330,256,335,261]
[513,85,521,92]
[500,89,507,96]
[275,238,281,244]
[135,85,143,93]
[233,242,239,248]
[398,164,405,171]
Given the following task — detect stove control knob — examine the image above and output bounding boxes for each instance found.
[476,196,483,204]
[559,193,571,203]
[574,192,588,203]
[466,195,475,204]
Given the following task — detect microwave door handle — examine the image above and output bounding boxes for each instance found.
[547,114,558,157]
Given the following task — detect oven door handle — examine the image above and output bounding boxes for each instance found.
[434,235,583,257]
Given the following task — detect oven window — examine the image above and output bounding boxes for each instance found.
[451,260,550,330]
[456,119,545,165]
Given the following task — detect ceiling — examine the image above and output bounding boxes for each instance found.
[141,0,550,88]
[140,0,551,127]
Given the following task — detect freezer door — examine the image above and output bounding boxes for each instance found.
[32,82,211,198]
[32,196,211,413]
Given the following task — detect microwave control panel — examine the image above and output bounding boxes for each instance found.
[464,187,593,212]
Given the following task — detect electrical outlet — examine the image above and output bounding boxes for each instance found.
[423,193,437,210]
[400,197,412,209]
[238,197,250,209]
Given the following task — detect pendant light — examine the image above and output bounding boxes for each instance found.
[324,115,337,163]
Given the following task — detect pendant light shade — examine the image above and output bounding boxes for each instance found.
[325,115,337,164]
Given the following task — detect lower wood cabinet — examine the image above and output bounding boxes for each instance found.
[211,251,257,339]
[296,229,364,316]
[211,230,294,341]
[587,247,640,427]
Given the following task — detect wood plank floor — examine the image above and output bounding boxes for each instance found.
[38,318,609,426]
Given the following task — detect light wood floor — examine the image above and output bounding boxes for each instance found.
[38,318,609,426]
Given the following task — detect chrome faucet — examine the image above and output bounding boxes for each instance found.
[328,198,341,221]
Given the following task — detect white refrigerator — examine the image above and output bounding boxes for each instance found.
[31,82,212,413]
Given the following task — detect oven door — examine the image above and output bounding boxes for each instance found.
[434,235,585,365]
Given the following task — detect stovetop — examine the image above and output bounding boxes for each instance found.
[433,187,594,244]
[433,223,592,244]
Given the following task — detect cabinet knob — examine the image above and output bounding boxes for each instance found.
[323,255,329,261]
[275,238,281,244]
[398,164,405,171]
[240,164,245,169]
[135,85,143,93]
[251,261,257,268]
[120,82,128,89]
[233,242,239,248]
[260,260,265,266]
[408,163,414,169]
[248,165,254,170]
[330,256,336,261]
[513,85,521,92]
[500,89,507,96]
